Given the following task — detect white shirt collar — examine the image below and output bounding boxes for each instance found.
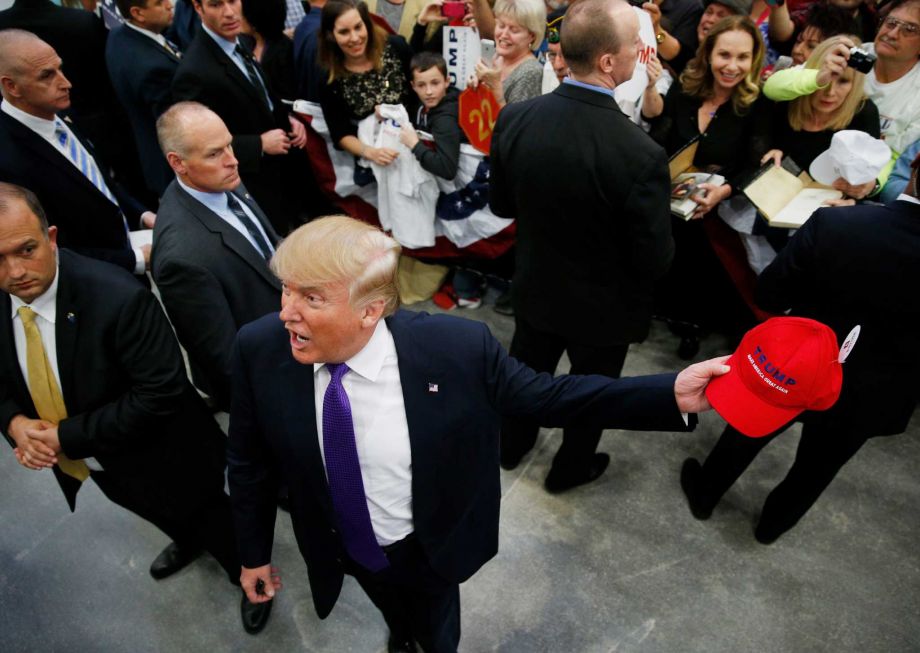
[0,100,59,142]
[896,194,920,206]
[10,258,60,325]
[201,23,239,57]
[125,20,168,48]
[314,320,393,383]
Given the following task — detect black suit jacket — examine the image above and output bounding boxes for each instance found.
[0,0,146,201]
[0,109,145,272]
[228,309,690,618]
[490,83,674,346]
[151,181,282,410]
[0,0,115,133]
[105,23,179,197]
[0,250,225,511]
[757,199,920,436]
[171,30,293,227]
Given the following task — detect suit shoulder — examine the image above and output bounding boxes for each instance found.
[59,248,146,293]
[237,312,286,354]
[387,309,490,343]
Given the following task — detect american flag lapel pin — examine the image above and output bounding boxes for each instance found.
[428,382,439,393]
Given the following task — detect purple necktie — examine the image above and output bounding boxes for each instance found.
[322,363,390,572]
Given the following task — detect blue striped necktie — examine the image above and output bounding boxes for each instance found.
[54,121,118,206]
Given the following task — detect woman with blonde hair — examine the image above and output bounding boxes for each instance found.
[469,0,545,107]
[762,35,881,200]
[650,15,772,359]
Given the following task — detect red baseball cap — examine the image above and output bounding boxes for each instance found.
[705,317,844,437]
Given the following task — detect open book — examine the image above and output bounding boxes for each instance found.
[670,172,727,219]
[667,138,725,219]
[743,161,842,229]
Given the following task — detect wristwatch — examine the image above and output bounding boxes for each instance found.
[656,31,665,43]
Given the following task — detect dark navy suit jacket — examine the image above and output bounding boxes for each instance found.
[0,109,146,272]
[228,309,690,618]
[757,199,920,436]
[105,23,180,196]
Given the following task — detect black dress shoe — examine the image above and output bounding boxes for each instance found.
[753,519,783,545]
[677,335,700,360]
[241,593,273,635]
[680,458,713,520]
[149,541,202,580]
[544,453,610,494]
[387,634,418,653]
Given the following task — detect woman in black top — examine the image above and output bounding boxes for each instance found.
[317,0,413,167]
[650,15,771,357]
[763,35,881,180]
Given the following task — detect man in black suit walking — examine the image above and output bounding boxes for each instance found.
[106,0,182,197]
[0,182,272,633]
[0,29,155,275]
[680,156,920,544]
[489,0,674,492]
[172,0,329,234]
[152,102,282,411]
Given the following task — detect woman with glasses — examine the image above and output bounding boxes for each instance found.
[469,0,546,107]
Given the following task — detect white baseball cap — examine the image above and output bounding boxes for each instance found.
[810,130,891,186]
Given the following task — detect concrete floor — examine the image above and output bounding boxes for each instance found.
[2,299,918,652]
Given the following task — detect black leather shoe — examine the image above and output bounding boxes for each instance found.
[680,458,713,520]
[241,593,272,635]
[544,453,610,494]
[387,634,418,653]
[677,335,700,360]
[149,542,202,580]
[753,519,783,545]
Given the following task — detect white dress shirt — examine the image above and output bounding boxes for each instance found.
[0,102,144,274]
[313,321,414,545]
[176,179,275,257]
[10,261,102,471]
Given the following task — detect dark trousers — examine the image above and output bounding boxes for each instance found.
[347,535,460,653]
[697,420,869,538]
[91,470,241,585]
[501,316,629,476]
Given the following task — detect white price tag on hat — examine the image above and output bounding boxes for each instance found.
[838,325,860,363]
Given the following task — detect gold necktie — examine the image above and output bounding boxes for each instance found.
[17,306,90,482]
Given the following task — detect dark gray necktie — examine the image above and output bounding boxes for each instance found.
[234,44,271,109]
[225,193,273,260]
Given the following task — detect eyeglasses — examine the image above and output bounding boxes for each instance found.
[880,16,920,37]
[546,15,563,44]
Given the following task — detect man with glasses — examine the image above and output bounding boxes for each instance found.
[764,0,920,199]
[864,0,920,160]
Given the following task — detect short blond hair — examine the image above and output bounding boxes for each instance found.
[271,216,402,315]
[494,0,546,52]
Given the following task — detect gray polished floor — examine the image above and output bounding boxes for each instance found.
[2,299,918,652]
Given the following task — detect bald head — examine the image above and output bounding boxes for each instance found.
[0,30,71,119]
[157,101,241,193]
[156,101,223,158]
[561,0,638,82]
[0,29,42,77]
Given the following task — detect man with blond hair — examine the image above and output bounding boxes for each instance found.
[228,215,727,652]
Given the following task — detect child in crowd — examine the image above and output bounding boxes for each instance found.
[398,51,464,181]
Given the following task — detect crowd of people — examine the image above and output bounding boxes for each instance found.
[0,0,918,650]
